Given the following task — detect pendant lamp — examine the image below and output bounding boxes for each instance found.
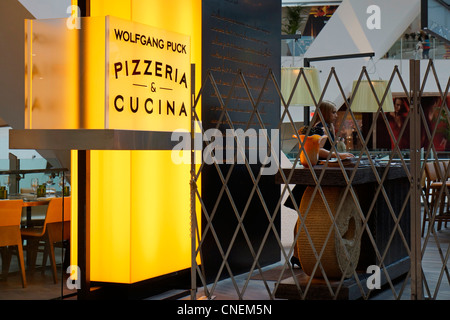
[281,67,321,106]
[351,80,394,112]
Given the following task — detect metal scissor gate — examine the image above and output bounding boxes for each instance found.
[189,59,449,300]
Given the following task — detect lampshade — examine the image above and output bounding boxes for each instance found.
[351,80,394,112]
[281,67,321,106]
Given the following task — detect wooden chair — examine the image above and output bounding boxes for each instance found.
[21,197,70,284]
[0,200,26,288]
[422,162,450,236]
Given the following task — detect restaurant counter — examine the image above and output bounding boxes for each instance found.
[275,159,411,284]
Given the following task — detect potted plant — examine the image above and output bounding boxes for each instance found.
[282,6,309,35]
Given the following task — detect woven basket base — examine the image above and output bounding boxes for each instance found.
[296,186,362,279]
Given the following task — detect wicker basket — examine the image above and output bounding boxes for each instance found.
[296,186,362,279]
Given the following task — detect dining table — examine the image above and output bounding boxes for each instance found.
[274,159,411,298]
[276,160,411,261]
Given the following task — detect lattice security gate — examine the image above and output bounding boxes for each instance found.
[189,59,449,300]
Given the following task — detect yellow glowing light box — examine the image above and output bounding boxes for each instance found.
[26,16,191,132]
[26,0,201,284]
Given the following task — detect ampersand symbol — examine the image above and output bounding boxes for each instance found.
[150,82,156,92]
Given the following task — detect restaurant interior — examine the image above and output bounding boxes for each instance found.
[0,0,449,302]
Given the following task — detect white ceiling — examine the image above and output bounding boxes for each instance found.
[18,0,71,19]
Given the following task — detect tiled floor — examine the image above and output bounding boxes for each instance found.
[188,237,449,300]
[182,217,450,300]
[0,248,76,300]
[0,216,448,300]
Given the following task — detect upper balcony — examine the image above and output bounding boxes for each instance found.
[282,34,450,60]
[384,35,449,60]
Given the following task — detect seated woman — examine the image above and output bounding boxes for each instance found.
[284,100,354,268]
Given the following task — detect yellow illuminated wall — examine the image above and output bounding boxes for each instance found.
[70,151,78,272]
[25,15,106,130]
[70,0,201,283]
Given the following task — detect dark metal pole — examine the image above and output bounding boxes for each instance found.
[77,0,91,300]
[303,58,311,126]
[77,150,90,299]
[190,64,197,300]
[409,59,423,300]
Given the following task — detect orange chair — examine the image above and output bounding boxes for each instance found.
[0,200,26,288]
[21,197,70,284]
[422,162,450,236]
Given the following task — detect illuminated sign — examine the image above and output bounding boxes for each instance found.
[25,0,202,284]
[107,16,191,132]
[25,16,191,131]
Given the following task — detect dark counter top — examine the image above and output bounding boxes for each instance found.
[275,160,409,186]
